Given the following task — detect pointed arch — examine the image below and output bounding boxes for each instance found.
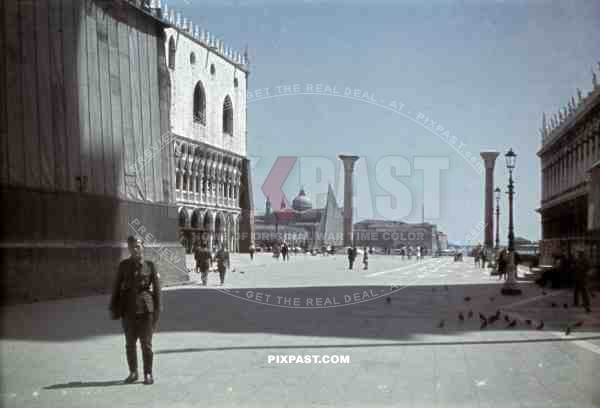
[193,81,206,125]
[223,95,233,135]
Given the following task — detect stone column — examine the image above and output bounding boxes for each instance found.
[338,154,360,247]
[480,152,499,252]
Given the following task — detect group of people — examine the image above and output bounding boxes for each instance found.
[536,250,593,313]
[192,241,231,286]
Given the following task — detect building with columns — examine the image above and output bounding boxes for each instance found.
[537,65,600,267]
[353,220,441,254]
[160,3,253,254]
[0,0,253,303]
[436,231,449,251]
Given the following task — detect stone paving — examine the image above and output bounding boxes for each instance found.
[2,253,600,407]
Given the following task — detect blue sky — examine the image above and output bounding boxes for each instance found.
[172,0,600,244]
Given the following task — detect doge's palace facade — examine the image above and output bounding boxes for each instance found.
[162,5,250,253]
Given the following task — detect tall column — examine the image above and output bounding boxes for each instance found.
[480,152,499,252]
[338,154,360,247]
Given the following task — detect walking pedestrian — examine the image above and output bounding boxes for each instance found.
[215,245,230,285]
[109,236,161,385]
[281,242,289,262]
[573,250,592,313]
[362,247,369,270]
[196,241,212,286]
[249,242,255,260]
[347,246,357,270]
[497,249,507,280]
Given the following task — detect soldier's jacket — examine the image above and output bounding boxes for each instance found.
[110,258,161,319]
[215,249,230,271]
[195,247,212,271]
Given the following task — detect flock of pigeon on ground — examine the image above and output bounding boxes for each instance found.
[385,286,594,336]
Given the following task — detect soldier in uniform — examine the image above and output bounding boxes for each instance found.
[196,241,212,286]
[109,236,161,385]
[215,244,231,285]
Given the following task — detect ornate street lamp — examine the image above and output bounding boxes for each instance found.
[495,187,501,250]
[501,148,521,295]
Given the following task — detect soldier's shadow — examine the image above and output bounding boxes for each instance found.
[43,380,134,389]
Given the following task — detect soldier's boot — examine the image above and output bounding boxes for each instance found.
[141,340,153,384]
[124,345,138,383]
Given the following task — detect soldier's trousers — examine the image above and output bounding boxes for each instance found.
[122,313,154,375]
[219,268,226,283]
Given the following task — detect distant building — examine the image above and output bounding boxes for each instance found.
[253,185,344,249]
[436,232,449,251]
[353,220,439,254]
[537,68,600,266]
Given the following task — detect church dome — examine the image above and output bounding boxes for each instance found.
[292,188,312,211]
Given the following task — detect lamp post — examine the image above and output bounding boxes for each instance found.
[495,187,501,250]
[501,148,521,295]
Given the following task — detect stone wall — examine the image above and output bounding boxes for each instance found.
[0,1,188,304]
[0,187,187,305]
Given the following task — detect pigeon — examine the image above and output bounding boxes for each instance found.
[437,319,445,328]
[525,319,532,325]
[488,314,498,324]
[479,312,487,321]
[386,297,391,304]
[565,326,571,336]
[495,310,501,319]
[459,312,464,321]
[504,315,510,323]
[551,302,557,308]
[507,320,517,328]
[468,310,473,319]
[480,320,488,330]
[464,296,471,302]
[536,321,544,330]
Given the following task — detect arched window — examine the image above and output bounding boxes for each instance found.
[223,96,233,135]
[168,37,176,69]
[193,81,206,125]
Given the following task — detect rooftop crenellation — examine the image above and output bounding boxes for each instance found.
[540,61,599,145]
[136,0,248,67]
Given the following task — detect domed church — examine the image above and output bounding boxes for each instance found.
[254,185,344,249]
